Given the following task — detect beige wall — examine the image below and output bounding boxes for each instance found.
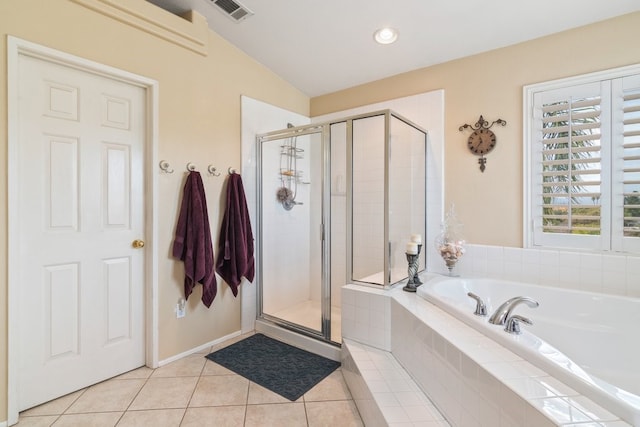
[2,1,639,421]
[0,0,309,420]
[312,12,640,248]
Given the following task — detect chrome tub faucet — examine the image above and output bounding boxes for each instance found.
[467,292,487,316]
[504,314,533,334]
[488,296,539,326]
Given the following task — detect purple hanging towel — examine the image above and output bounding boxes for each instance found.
[172,171,217,307]
[216,172,254,296]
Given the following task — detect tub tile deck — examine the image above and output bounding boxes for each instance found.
[342,282,634,426]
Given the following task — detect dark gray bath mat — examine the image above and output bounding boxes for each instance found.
[205,333,340,401]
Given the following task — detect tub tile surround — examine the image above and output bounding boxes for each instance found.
[342,338,450,427]
[450,245,640,299]
[342,285,392,351]
[341,282,632,426]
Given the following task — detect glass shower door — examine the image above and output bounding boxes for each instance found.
[258,128,328,339]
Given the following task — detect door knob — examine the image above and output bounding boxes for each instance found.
[132,239,145,249]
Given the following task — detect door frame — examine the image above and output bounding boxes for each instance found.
[6,36,159,425]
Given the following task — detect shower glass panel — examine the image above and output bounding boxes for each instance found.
[258,128,327,339]
[388,115,427,281]
[352,115,386,283]
[351,111,427,287]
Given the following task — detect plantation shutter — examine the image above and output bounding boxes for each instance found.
[531,82,609,250]
[527,67,640,253]
[612,74,640,252]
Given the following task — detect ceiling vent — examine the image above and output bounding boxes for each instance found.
[211,0,254,22]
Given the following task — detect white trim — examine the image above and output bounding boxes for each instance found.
[157,330,242,367]
[523,62,640,253]
[70,0,208,56]
[523,84,534,248]
[6,34,21,427]
[6,36,159,424]
[525,63,640,93]
[144,69,160,372]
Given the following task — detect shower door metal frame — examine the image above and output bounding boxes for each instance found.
[256,123,334,344]
[347,109,428,288]
[255,109,427,345]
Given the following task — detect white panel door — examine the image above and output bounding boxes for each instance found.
[17,54,146,410]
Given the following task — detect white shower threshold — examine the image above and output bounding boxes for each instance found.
[270,299,342,343]
[255,319,341,361]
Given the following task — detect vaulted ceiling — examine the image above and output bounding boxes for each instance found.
[147,0,640,97]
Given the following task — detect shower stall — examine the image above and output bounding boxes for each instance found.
[256,110,427,345]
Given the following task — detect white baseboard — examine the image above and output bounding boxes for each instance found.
[157,330,242,366]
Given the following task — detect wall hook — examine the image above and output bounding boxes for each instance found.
[186,162,197,172]
[228,167,237,175]
[159,160,174,173]
[207,165,221,176]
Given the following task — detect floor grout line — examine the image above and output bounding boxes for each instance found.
[18,337,363,427]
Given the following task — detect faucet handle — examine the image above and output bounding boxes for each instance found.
[467,292,487,316]
[504,314,532,334]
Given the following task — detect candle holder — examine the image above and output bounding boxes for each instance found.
[413,244,423,285]
[403,252,420,292]
[435,205,466,276]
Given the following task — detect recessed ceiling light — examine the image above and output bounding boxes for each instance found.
[374,27,398,45]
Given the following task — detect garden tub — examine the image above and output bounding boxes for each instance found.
[416,277,640,425]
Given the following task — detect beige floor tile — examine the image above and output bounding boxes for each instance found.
[189,375,249,407]
[181,406,246,427]
[305,400,363,427]
[13,332,369,427]
[52,412,122,427]
[201,360,236,376]
[151,355,206,378]
[20,389,85,417]
[128,377,198,410]
[247,382,301,404]
[303,370,352,402]
[66,379,146,413]
[244,403,307,427]
[116,409,185,427]
[115,366,154,380]
[16,415,59,426]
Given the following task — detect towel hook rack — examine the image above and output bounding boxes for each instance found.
[207,165,221,176]
[186,162,197,172]
[159,160,174,174]
[228,167,237,175]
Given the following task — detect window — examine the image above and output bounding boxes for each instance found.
[524,65,640,253]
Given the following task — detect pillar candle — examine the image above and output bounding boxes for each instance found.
[406,242,418,254]
[411,234,422,244]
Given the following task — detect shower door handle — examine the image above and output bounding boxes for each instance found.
[320,223,325,241]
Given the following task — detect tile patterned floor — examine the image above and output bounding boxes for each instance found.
[18,333,363,427]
